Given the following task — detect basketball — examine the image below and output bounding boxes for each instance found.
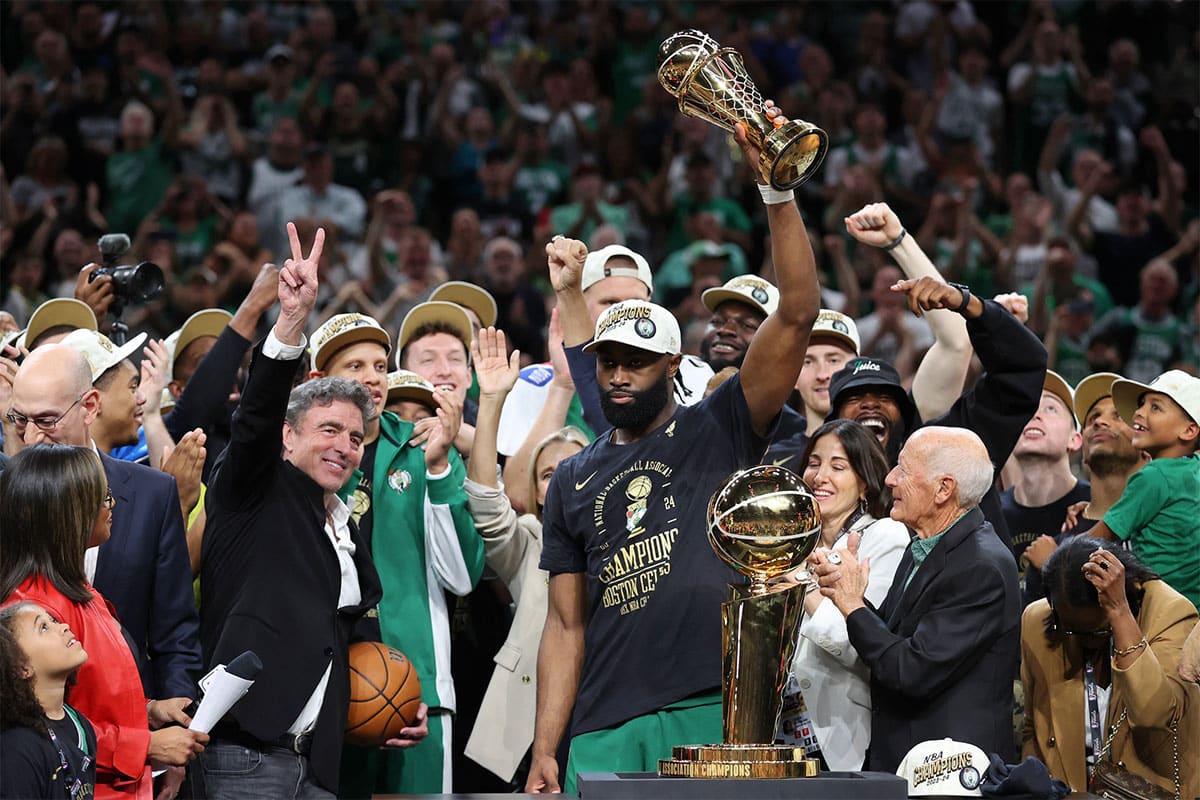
[345,641,422,746]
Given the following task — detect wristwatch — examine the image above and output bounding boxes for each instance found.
[947,282,971,314]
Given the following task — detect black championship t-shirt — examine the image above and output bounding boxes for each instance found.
[540,374,771,736]
[0,709,96,800]
[1001,480,1090,603]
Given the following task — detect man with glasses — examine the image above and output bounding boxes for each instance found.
[9,345,201,721]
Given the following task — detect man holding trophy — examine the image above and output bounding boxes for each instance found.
[528,30,824,793]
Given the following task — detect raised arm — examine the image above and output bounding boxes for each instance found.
[846,203,971,422]
[735,108,820,435]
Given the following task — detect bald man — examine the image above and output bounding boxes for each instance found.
[813,426,1020,772]
[10,345,201,701]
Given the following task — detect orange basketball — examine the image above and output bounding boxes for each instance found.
[345,641,422,746]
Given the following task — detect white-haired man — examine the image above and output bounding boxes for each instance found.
[814,426,1021,773]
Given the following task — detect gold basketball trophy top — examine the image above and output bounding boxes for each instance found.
[658,29,828,190]
[659,465,823,779]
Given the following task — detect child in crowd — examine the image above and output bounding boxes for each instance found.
[0,601,97,800]
[1086,370,1200,610]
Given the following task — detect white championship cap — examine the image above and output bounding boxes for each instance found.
[896,739,988,797]
[310,312,391,372]
[582,299,680,356]
[60,329,148,383]
[811,309,861,354]
[702,275,780,317]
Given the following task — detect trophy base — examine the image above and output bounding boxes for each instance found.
[658,744,820,779]
[579,770,909,799]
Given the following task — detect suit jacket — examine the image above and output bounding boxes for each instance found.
[1021,581,1199,797]
[201,345,382,793]
[791,515,911,771]
[846,507,1021,772]
[461,479,546,782]
[95,452,202,701]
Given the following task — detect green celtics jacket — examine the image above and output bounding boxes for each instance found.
[338,410,484,711]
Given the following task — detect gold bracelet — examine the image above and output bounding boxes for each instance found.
[1113,637,1148,657]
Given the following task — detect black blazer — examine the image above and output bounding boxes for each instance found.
[96,451,201,700]
[200,345,382,792]
[846,507,1021,772]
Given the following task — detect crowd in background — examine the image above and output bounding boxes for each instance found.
[0,0,1197,381]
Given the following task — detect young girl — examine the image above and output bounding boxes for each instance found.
[0,601,96,800]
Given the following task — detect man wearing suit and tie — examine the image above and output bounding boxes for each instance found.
[814,425,1021,772]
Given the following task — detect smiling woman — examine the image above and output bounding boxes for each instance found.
[785,419,910,770]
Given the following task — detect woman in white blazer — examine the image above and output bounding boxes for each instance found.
[462,325,588,783]
[788,419,909,771]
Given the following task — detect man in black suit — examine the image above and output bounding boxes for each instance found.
[814,425,1021,772]
[198,223,396,798]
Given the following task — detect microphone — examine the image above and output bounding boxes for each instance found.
[189,651,262,733]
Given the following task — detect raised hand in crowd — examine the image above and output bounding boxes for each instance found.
[138,338,174,470]
[276,222,324,344]
[472,326,521,400]
[162,428,206,520]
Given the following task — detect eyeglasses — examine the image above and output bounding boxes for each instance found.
[5,395,85,432]
[1048,611,1111,638]
[103,489,116,510]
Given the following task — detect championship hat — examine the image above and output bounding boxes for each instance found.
[165,309,232,379]
[702,275,780,317]
[310,313,391,372]
[60,329,148,383]
[811,309,860,354]
[386,370,436,408]
[19,298,98,349]
[896,739,988,797]
[1072,372,1123,426]
[1042,370,1076,427]
[580,245,654,293]
[395,301,474,368]
[1111,369,1200,427]
[582,299,680,356]
[429,281,497,329]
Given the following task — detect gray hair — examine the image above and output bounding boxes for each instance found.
[913,427,994,508]
[483,236,522,263]
[285,377,373,430]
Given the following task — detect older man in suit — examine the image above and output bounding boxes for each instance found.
[814,426,1021,771]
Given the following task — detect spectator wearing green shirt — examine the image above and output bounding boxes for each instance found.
[549,161,629,245]
[1089,259,1187,383]
[105,98,180,237]
[1087,371,1200,610]
[1027,238,1115,334]
[664,152,752,254]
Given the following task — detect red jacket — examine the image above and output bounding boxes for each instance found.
[7,575,153,800]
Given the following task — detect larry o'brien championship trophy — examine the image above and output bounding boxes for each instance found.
[658,466,822,779]
[658,29,828,189]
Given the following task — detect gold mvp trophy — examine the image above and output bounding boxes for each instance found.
[658,465,823,779]
[658,29,828,189]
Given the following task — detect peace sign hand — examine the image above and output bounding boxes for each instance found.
[275,222,325,344]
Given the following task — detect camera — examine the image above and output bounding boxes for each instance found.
[88,233,164,344]
[89,233,164,306]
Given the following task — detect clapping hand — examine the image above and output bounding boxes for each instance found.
[813,531,871,616]
[423,389,463,473]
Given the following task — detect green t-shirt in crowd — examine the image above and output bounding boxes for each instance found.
[105,136,174,235]
[1104,453,1200,610]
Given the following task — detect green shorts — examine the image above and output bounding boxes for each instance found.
[564,692,722,794]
